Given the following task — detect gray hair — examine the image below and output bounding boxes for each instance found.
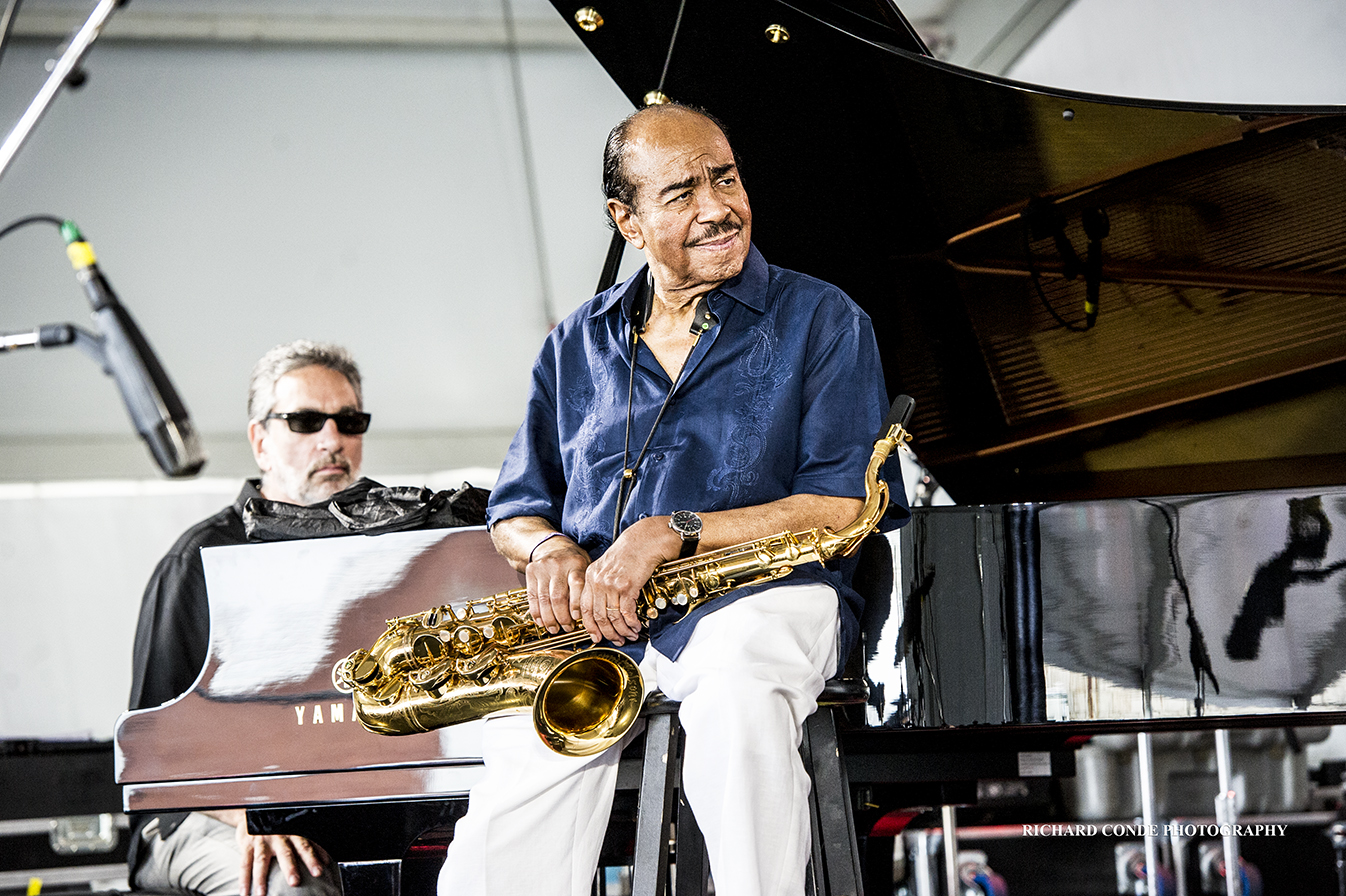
[247,340,362,423]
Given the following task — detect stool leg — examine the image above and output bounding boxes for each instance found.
[806,788,824,896]
[674,787,709,896]
[802,708,863,896]
[632,710,681,896]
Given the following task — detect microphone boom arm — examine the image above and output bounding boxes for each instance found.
[0,0,127,182]
[1,321,98,355]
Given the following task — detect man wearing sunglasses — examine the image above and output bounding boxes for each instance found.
[127,340,363,896]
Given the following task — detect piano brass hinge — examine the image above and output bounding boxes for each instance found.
[574,7,603,32]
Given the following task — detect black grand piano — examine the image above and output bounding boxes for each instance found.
[115,2,1346,894]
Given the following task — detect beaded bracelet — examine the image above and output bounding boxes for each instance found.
[529,532,565,563]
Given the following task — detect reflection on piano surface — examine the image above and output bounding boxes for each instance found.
[115,490,1346,805]
[115,527,521,813]
[861,486,1346,731]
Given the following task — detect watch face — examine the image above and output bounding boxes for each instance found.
[670,510,702,537]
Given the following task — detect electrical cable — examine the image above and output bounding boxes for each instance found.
[612,328,697,540]
[0,212,64,241]
[1022,218,1090,333]
[655,0,688,96]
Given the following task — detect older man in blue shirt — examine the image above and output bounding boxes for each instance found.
[437,103,903,896]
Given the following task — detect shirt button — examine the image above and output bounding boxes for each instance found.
[638,513,649,520]
[655,453,665,461]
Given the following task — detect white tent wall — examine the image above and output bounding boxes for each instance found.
[0,34,634,481]
[0,480,240,739]
[0,12,635,738]
[1007,0,1346,106]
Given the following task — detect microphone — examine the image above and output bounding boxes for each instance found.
[1082,206,1110,330]
[61,220,206,477]
[688,296,718,338]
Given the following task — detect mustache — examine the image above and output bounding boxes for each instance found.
[685,221,740,247]
[306,452,351,478]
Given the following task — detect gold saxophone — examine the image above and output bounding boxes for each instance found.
[334,398,914,757]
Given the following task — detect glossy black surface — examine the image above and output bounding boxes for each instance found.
[548,0,1346,501]
[0,739,120,819]
[859,487,1346,730]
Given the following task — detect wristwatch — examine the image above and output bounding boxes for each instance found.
[668,510,702,559]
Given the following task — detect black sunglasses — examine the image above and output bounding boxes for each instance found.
[264,410,371,435]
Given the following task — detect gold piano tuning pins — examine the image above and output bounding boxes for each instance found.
[765,23,790,43]
[574,7,604,31]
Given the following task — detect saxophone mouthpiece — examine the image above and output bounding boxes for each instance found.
[881,395,916,438]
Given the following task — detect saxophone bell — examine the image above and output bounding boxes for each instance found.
[533,647,645,756]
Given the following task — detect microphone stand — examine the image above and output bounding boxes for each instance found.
[0,0,127,182]
[2,321,103,361]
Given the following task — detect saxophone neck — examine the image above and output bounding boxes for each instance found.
[818,419,910,558]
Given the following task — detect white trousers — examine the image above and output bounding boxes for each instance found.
[436,582,840,896]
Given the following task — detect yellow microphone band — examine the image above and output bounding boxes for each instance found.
[66,241,97,269]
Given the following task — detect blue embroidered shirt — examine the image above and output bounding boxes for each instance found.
[487,244,907,660]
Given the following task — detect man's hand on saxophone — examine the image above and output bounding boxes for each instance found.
[529,542,591,636]
[495,494,867,647]
[581,515,684,644]
[490,515,591,635]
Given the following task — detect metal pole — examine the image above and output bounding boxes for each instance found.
[1137,731,1162,894]
[0,329,39,351]
[0,0,122,181]
[910,829,934,896]
[1328,821,1346,896]
[1,323,79,352]
[1214,729,1242,896]
[1169,821,1189,896]
[941,804,960,896]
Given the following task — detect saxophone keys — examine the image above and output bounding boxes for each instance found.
[453,625,484,654]
[350,654,380,684]
[333,651,377,693]
[413,634,448,661]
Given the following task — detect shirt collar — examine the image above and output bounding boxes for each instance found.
[235,479,264,514]
[591,243,769,322]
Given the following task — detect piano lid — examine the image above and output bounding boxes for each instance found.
[114,527,523,811]
[549,0,1346,502]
